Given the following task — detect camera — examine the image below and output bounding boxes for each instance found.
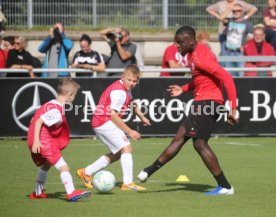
[106,32,123,42]
[53,27,61,37]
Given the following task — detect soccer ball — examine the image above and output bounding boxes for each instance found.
[93,170,116,193]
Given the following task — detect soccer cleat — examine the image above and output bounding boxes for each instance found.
[137,170,149,182]
[66,190,91,202]
[121,183,147,191]
[29,191,48,199]
[77,168,93,189]
[204,186,234,195]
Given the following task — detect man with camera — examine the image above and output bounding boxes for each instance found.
[100,27,137,76]
[38,22,73,77]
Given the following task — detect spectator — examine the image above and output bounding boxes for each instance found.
[32,55,42,77]
[38,22,73,78]
[71,34,105,77]
[1,36,15,77]
[0,6,7,35]
[6,36,34,78]
[243,25,275,76]
[0,36,8,77]
[160,43,188,77]
[221,3,254,77]
[206,0,257,58]
[196,30,211,47]
[2,36,15,51]
[100,27,136,76]
[134,43,144,69]
[32,56,42,69]
[263,0,276,51]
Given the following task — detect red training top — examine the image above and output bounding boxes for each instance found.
[182,43,237,109]
[92,80,132,128]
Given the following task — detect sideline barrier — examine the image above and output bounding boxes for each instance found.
[1,66,276,77]
[1,77,276,137]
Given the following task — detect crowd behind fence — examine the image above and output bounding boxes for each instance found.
[2,0,267,30]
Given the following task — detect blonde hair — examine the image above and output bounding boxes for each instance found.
[15,36,27,48]
[123,64,140,77]
[254,24,265,32]
[57,78,80,95]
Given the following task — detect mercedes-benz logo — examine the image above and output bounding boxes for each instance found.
[12,82,58,132]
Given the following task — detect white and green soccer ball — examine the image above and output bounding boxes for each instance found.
[93,170,116,193]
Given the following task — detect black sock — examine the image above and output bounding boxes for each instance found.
[144,160,163,177]
[214,171,231,189]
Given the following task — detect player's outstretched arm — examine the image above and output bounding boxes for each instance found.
[110,110,141,141]
[167,85,183,97]
[132,102,151,126]
[32,118,44,153]
[213,67,239,125]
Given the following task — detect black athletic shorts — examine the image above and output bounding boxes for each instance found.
[181,100,224,140]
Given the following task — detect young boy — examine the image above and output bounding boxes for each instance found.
[77,64,150,191]
[27,78,91,202]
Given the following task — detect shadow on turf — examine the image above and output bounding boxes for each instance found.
[137,183,214,194]
[94,191,115,195]
[27,191,91,202]
[26,191,67,201]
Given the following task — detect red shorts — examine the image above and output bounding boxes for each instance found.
[29,139,68,167]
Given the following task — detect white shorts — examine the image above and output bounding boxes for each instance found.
[93,120,130,154]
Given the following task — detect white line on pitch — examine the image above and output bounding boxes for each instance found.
[44,180,161,185]
[226,142,262,147]
[135,180,161,183]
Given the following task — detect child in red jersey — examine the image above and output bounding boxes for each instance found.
[27,78,91,202]
[77,64,151,191]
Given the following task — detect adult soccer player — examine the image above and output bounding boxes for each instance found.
[137,26,239,195]
[77,64,150,191]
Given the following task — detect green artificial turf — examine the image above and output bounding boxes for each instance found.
[0,137,275,217]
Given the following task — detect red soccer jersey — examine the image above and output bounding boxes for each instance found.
[92,80,132,128]
[182,43,237,109]
[0,49,8,68]
[161,44,188,76]
[27,100,70,152]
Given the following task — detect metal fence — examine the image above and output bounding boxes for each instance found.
[2,0,267,30]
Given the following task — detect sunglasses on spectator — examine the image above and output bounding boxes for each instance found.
[233,10,242,13]
[15,42,22,45]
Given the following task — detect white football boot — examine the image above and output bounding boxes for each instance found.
[137,170,149,182]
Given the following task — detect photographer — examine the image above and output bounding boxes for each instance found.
[38,22,73,77]
[100,27,137,76]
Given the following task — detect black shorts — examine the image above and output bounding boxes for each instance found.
[181,100,224,140]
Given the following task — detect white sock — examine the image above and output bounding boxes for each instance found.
[85,155,110,176]
[60,171,75,195]
[120,153,133,185]
[35,168,48,196]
